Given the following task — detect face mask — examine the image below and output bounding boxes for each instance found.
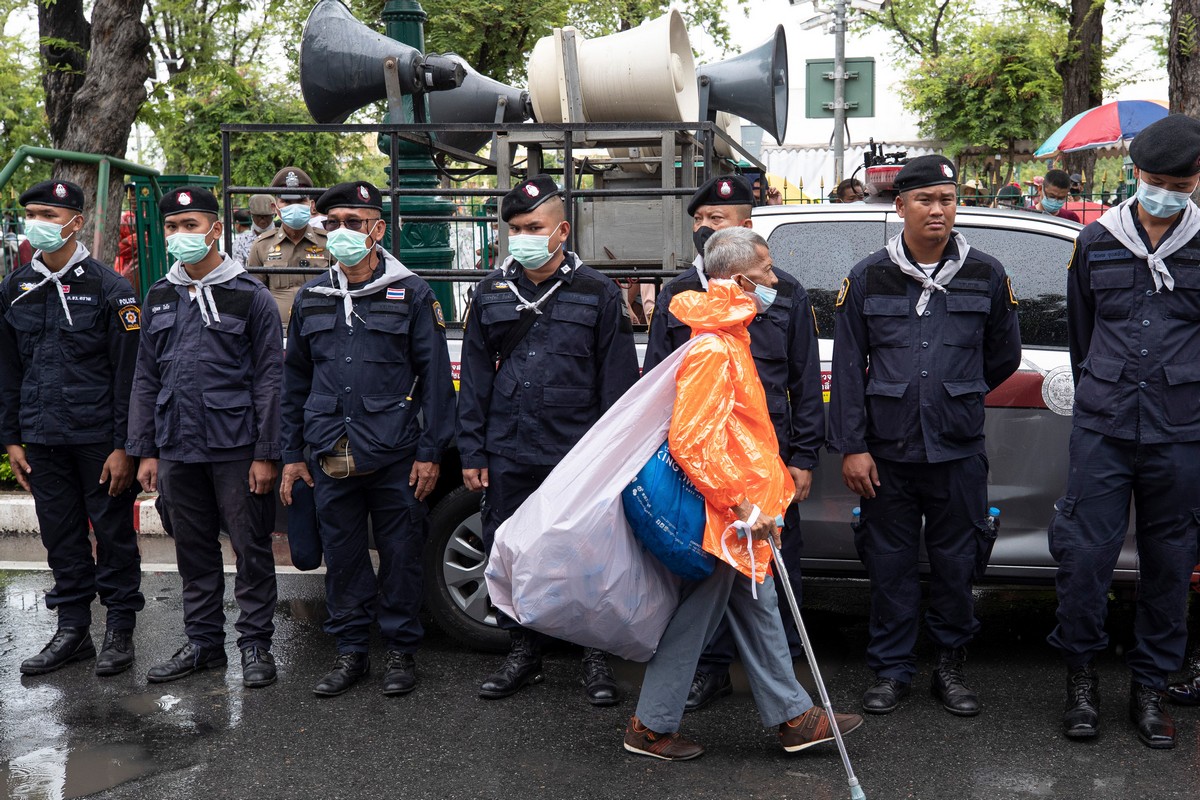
[326,224,377,266]
[166,224,216,264]
[1137,180,1193,218]
[509,224,563,270]
[279,203,311,229]
[25,216,80,253]
[251,221,272,234]
[1041,196,1065,214]
[740,276,777,311]
[693,225,716,256]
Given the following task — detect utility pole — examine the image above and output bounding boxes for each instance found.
[832,0,847,184]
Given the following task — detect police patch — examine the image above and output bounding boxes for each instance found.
[1007,276,1019,307]
[432,300,445,327]
[119,304,141,331]
[492,281,509,290]
[18,282,35,292]
[835,277,850,308]
[117,296,136,306]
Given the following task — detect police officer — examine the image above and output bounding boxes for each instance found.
[829,155,1021,717]
[279,181,455,698]
[126,186,282,688]
[233,194,275,267]
[643,174,824,713]
[1049,115,1200,749]
[458,175,639,705]
[0,180,144,677]
[247,167,329,332]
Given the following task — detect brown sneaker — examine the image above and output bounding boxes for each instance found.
[779,707,864,753]
[623,715,705,761]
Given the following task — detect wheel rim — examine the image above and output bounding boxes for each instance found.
[441,512,498,628]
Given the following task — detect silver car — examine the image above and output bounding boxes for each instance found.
[424,202,1150,652]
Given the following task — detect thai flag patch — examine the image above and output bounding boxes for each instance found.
[386,287,406,300]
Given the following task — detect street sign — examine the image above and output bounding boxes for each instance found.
[805,57,875,118]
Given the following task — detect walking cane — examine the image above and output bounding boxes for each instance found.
[769,518,866,800]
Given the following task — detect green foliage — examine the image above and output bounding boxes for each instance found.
[0,5,53,189]
[903,19,1065,156]
[853,0,978,59]
[0,453,15,488]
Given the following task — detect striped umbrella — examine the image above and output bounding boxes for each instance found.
[1035,100,1169,158]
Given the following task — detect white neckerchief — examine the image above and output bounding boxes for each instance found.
[885,231,972,315]
[495,251,583,314]
[165,253,247,326]
[307,247,414,326]
[10,242,92,325]
[1096,197,1200,292]
[693,254,709,290]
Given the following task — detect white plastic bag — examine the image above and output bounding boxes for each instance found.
[485,340,702,661]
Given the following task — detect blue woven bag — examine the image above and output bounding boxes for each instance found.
[621,441,713,581]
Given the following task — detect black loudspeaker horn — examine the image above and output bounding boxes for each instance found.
[427,54,533,154]
[300,0,464,124]
[696,25,788,145]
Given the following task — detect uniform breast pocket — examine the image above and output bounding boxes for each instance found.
[943,294,990,348]
[4,305,43,357]
[1163,266,1200,320]
[147,311,178,361]
[1162,360,1200,427]
[58,302,105,359]
[479,297,521,326]
[546,300,599,357]
[199,316,249,365]
[1090,266,1136,319]
[363,312,410,363]
[863,297,911,348]
[301,313,338,360]
[202,389,256,449]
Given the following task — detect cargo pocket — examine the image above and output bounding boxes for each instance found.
[972,519,997,582]
[154,387,179,448]
[61,384,109,429]
[302,392,341,447]
[1163,360,1200,427]
[1046,495,1077,563]
[941,378,990,442]
[202,389,255,449]
[360,393,408,451]
[1073,355,1124,420]
[864,378,908,441]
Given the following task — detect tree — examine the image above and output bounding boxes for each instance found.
[854,0,977,60]
[36,0,150,265]
[903,20,1065,182]
[1169,0,1200,115]
[0,2,53,193]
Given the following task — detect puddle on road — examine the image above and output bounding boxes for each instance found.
[0,743,154,799]
[119,693,182,715]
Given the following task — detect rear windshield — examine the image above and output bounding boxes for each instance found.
[767,217,1073,349]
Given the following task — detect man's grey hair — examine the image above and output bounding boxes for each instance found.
[703,226,769,278]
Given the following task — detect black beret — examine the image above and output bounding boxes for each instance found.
[159,186,219,218]
[1130,114,1200,178]
[20,180,85,212]
[501,175,561,222]
[894,155,957,193]
[687,174,754,216]
[272,166,313,200]
[316,181,383,214]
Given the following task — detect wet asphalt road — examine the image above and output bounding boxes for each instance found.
[0,536,1198,799]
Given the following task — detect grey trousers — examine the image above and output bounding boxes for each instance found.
[635,560,814,733]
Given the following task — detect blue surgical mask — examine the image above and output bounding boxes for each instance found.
[741,276,777,311]
[1041,196,1065,214]
[326,224,377,266]
[25,216,80,253]
[509,224,563,270]
[166,223,216,264]
[279,203,311,229]
[1137,180,1193,218]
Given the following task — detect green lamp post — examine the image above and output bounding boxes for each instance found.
[381,0,458,316]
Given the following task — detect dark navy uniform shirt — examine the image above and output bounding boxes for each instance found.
[0,250,140,448]
[1068,205,1200,443]
[829,237,1021,464]
[280,254,456,471]
[644,261,825,470]
[126,265,282,463]
[457,252,639,468]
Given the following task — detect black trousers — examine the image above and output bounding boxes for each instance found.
[25,442,144,630]
[158,458,277,651]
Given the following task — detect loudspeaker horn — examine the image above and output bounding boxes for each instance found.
[427,54,533,154]
[300,0,453,124]
[696,24,788,145]
[527,10,698,124]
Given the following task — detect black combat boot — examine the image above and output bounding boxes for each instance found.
[1062,664,1099,738]
[1130,681,1175,749]
[479,632,543,699]
[930,647,980,716]
[581,648,619,706]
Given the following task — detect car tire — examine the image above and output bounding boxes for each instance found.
[423,486,509,653]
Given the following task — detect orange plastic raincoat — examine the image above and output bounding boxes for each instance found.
[666,279,794,583]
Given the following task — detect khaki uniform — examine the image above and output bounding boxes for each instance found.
[246,226,330,330]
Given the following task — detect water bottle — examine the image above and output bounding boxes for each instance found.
[986,506,1001,532]
[851,506,862,531]
[974,506,1001,581]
